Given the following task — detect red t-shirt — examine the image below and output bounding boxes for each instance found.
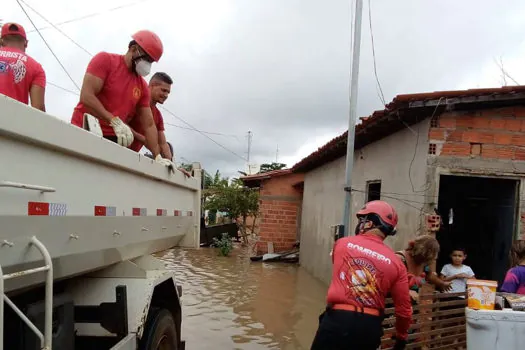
[0,47,46,104]
[327,233,412,339]
[127,104,165,152]
[71,52,150,136]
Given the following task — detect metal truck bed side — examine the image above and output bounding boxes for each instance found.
[0,96,201,293]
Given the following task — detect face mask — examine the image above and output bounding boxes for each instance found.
[135,59,152,77]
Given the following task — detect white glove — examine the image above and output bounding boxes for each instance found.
[155,154,175,171]
[109,117,134,147]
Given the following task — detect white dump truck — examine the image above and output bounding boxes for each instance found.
[0,95,202,349]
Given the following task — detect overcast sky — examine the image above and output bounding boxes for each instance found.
[5,0,525,177]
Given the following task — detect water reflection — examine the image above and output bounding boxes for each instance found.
[156,246,327,350]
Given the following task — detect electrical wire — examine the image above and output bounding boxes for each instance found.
[160,106,248,162]
[15,0,81,91]
[46,78,247,160]
[20,0,92,56]
[164,121,239,138]
[367,0,386,106]
[48,81,80,96]
[408,97,444,193]
[20,2,247,163]
[26,0,153,34]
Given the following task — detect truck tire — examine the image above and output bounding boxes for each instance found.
[140,308,179,350]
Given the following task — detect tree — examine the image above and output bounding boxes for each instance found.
[259,162,287,173]
[202,170,228,225]
[203,175,259,244]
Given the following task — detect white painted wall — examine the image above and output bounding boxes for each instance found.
[299,119,431,284]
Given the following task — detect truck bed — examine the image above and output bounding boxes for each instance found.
[0,96,201,293]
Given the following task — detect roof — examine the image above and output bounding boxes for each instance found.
[293,86,525,173]
[240,169,292,187]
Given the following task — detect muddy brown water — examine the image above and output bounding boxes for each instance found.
[156,246,327,350]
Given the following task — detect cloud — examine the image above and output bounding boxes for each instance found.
[5,0,525,178]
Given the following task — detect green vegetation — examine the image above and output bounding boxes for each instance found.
[211,232,234,257]
[203,171,259,244]
[258,162,287,173]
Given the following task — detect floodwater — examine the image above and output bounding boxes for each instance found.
[157,246,327,350]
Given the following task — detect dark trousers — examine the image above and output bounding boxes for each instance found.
[310,308,384,350]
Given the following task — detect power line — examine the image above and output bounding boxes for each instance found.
[367,0,386,106]
[164,121,238,137]
[47,78,246,157]
[15,0,81,91]
[160,106,247,162]
[408,97,444,193]
[20,0,92,56]
[23,2,247,163]
[48,81,79,96]
[26,0,153,34]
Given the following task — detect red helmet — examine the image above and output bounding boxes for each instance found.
[132,30,163,62]
[356,200,398,235]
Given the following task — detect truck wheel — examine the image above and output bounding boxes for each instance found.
[140,308,178,350]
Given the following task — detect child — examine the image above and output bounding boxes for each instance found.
[440,248,475,297]
[501,240,525,295]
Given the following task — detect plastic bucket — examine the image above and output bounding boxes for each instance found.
[467,279,498,310]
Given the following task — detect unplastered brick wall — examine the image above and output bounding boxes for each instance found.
[429,106,525,236]
[428,106,525,160]
[256,173,304,255]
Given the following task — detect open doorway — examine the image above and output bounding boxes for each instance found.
[436,174,519,285]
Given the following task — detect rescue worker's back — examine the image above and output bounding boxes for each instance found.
[311,200,412,350]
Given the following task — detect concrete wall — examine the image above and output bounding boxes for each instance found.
[299,119,431,284]
[257,173,304,254]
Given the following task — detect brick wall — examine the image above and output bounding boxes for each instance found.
[428,106,525,237]
[256,173,304,255]
[428,106,525,160]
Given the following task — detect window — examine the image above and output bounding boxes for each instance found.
[366,181,381,202]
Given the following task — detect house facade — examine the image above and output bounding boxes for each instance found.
[293,86,525,285]
[242,170,304,255]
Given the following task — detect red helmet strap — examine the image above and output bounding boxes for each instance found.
[132,44,153,63]
[356,214,396,236]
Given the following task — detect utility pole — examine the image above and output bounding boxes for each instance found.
[275,144,279,163]
[342,0,363,237]
[246,131,253,174]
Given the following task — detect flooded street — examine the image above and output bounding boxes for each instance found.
[157,246,327,350]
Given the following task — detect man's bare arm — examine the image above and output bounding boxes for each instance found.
[130,128,146,145]
[29,85,46,112]
[158,131,172,160]
[137,107,161,157]
[79,73,113,123]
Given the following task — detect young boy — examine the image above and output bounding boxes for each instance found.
[440,248,475,297]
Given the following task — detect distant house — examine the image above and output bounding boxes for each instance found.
[293,86,525,285]
[241,169,304,255]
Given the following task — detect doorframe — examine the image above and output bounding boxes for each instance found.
[433,166,523,240]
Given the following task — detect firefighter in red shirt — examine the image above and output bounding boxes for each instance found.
[0,22,46,111]
[310,200,412,350]
[128,72,172,159]
[71,30,172,167]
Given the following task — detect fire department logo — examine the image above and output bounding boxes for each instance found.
[0,61,7,74]
[10,59,27,84]
[132,86,141,99]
